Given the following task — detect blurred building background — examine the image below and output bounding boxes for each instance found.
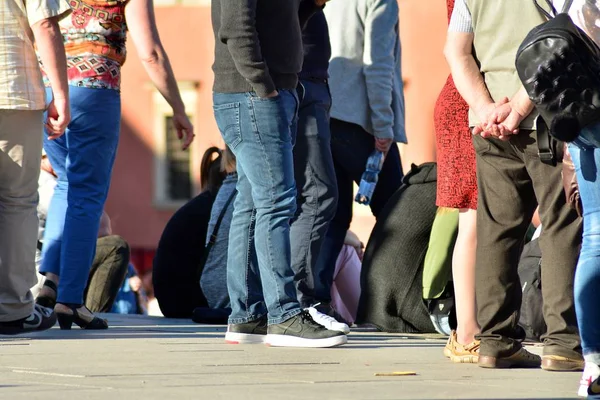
[105,0,450,274]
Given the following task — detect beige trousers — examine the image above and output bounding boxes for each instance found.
[0,110,43,321]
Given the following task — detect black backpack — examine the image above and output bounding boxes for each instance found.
[515,0,600,142]
[517,238,546,342]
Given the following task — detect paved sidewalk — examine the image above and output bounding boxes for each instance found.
[0,315,579,400]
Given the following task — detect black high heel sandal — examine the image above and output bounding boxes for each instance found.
[56,304,108,330]
[36,280,58,309]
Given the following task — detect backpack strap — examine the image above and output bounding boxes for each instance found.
[534,0,557,19]
[536,116,556,165]
[561,0,574,14]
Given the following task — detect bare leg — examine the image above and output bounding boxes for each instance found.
[453,208,480,345]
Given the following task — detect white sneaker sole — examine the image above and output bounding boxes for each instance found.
[265,334,348,348]
[224,332,266,344]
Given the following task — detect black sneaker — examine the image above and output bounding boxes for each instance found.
[0,304,57,335]
[266,310,347,348]
[225,316,268,344]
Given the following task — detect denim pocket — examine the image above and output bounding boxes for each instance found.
[213,102,242,149]
[250,92,294,145]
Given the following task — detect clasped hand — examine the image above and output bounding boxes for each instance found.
[473,97,523,141]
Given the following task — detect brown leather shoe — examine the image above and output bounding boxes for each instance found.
[542,355,584,372]
[479,348,541,369]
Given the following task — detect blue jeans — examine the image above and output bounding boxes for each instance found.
[40,87,120,305]
[213,90,301,325]
[569,129,600,356]
[314,118,403,302]
[290,80,338,308]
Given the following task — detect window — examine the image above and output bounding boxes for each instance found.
[164,116,192,201]
[153,81,199,208]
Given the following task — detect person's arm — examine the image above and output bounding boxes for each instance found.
[218,0,277,98]
[444,31,501,124]
[125,0,195,150]
[30,10,70,138]
[362,0,398,152]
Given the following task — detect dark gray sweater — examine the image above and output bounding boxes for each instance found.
[211,0,318,97]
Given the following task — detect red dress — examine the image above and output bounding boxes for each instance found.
[434,0,478,210]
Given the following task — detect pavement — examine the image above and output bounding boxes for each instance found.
[0,314,581,400]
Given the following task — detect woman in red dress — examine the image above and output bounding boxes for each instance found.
[434,0,480,363]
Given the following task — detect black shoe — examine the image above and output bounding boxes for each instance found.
[0,304,57,335]
[266,310,347,348]
[225,316,268,344]
[56,304,108,330]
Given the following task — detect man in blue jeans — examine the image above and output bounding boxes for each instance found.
[315,0,407,296]
[211,0,346,348]
[290,10,349,333]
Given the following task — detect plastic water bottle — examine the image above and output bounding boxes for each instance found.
[355,150,384,205]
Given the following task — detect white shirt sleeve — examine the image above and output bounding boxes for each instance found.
[448,0,474,33]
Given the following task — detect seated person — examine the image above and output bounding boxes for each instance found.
[153,147,225,318]
[111,263,145,315]
[35,153,130,313]
[194,147,237,324]
[330,231,363,326]
[193,148,362,326]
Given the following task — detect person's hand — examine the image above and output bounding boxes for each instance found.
[476,102,524,141]
[496,108,524,138]
[472,97,509,137]
[264,90,279,98]
[375,138,393,154]
[344,230,365,261]
[171,112,195,150]
[315,0,330,6]
[45,96,70,140]
[40,155,57,177]
[129,276,142,293]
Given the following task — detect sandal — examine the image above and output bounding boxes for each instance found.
[35,280,58,309]
[444,330,480,363]
[55,304,108,330]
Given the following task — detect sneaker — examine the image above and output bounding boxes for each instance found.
[266,310,347,348]
[478,347,541,369]
[306,306,350,334]
[0,304,56,335]
[542,354,584,372]
[443,330,479,363]
[579,362,600,398]
[225,316,268,344]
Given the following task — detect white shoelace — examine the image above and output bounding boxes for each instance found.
[306,307,350,334]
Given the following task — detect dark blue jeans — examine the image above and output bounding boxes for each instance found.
[290,80,338,308]
[212,90,302,325]
[314,118,403,303]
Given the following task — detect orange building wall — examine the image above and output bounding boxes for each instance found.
[105,6,222,251]
[107,0,452,260]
